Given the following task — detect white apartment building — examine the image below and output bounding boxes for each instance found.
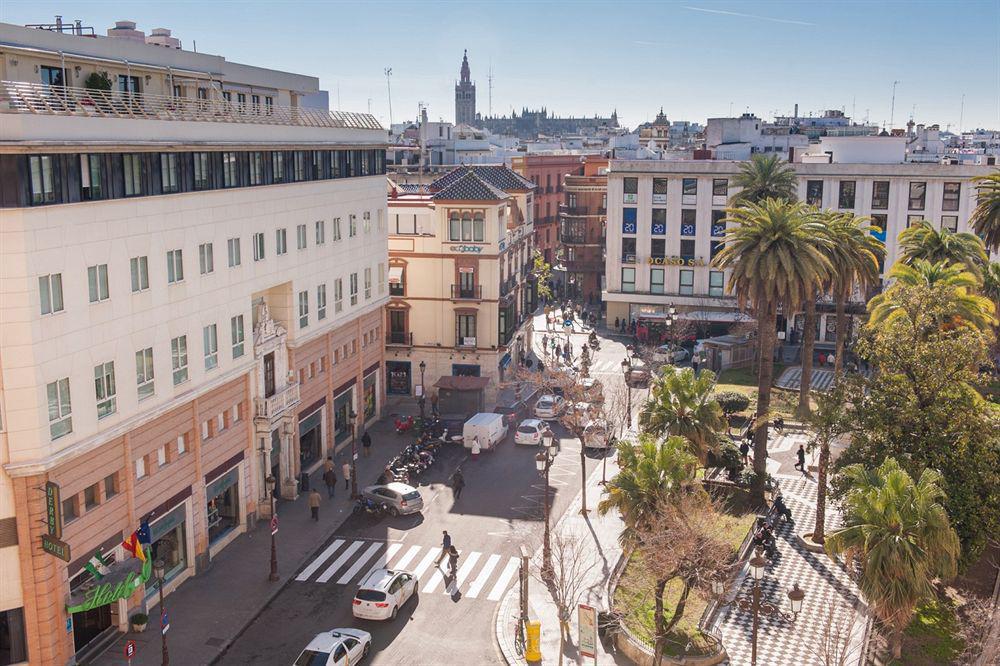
[604,136,995,353]
[0,20,387,664]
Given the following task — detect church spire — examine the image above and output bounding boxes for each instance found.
[460,49,471,83]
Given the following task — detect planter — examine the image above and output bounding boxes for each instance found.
[131,621,147,633]
[795,532,826,554]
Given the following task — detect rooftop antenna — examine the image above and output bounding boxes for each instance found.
[910,103,916,122]
[729,101,733,116]
[384,67,393,127]
[889,80,899,128]
[959,93,965,134]
[488,60,493,116]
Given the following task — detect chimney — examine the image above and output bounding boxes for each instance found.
[74,20,83,35]
[55,15,63,31]
[793,103,798,118]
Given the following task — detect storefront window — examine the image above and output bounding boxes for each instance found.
[363,373,377,421]
[299,409,323,468]
[334,389,354,446]
[146,505,188,598]
[0,607,28,664]
[386,362,411,395]
[206,468,240,544]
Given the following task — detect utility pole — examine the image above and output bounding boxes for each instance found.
[384,67,393,127]
[889,80,899,129]
[488,61,493,116]
[959,93,965,135]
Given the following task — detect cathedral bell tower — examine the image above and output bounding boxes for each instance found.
[454,49,477,126]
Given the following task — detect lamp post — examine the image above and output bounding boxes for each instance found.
[712,547,806,666]
[265,475,279,582]
[536,427,558,577]
[348,410,359,499]
[153,558,169,665]
[621,357,633,429]
[418,360,426,419]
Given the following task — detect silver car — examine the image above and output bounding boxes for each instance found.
[361,482,423,516]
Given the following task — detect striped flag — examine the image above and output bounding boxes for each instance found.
[84,550,111,579]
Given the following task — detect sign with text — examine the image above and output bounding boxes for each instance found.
[449,244,484,253]
[647,256,705,267]
[578,603,597,659]
[45,481,62,538]
[41,533,71,562]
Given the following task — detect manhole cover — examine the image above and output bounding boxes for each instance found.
[205,637,225,647]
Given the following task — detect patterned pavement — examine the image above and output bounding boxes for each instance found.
[712,475,868,665]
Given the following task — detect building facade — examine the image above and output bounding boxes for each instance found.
[386,166,536,406]
[510,154,586,268]
[478,108,619,140]
[454,50,476,127]
[0,21,387,664]
[560,158,609,302]
[603,150,995,348]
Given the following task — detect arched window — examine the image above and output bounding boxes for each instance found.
[473,213,484,242]
[461,213,473,242]
[449,212,461,241]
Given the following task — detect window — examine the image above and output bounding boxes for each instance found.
[199,243,214,275]
[80,153,104,200]
[123,153,143,197]
[104,473,118,499]
[680,209,696,236]
[838,180,856,209]
[29,155,56,205]
[253,232,265,261]
[126,256,148,294]
[941,215,958,233]
[297,224,307,250]
[136,347,155,399]
[712,178,728,197]
[682,178,697,197]
[249,152,264,185]
[293,151,307,181]
[298,291,309,328]
[222,152,239,188]
[315,220,326,245]
[621,267,636,293]
[47,377,72,439]
[333,217,342,241]
[456,314,477,344]
[871,181,890,209]
[908,181,926,210]
[622,237,637,262]
[680,239,696,260]
[651,238,666,258]
[349,273,358,305]
[312,151,323,179]
[942,182,961,212]
[193,152,211,190]
[160,153,179,193]
[62,496,78,523]
[652,178,668,203]
[364,268,372,300]
[334,278,343,313]
[449,213,461,241]
[806,180,823,206]
[135,457,146,479]
[271,152,285,182]
[709,271,725,297]
[349,214,358,237]
[711,210,726,236]
[231,315,245,358]
[83,483,100,510]
[679,269,694,295]
[276,228,287,255]
[87,264,110,303]
[39,273,64,315]
[167,249,184,283]
[177,434,187,456]
[157,446,167,468]
[363,211,372,234]
[94,361,116,418]
[317,284,327,320]
[227,238,241,267]
[907,214,924,228]
[203,324,218,370]
[171,336,188,385]
[622,207,638,234]
[650,268,665,294]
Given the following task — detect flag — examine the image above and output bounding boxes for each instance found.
[84,550,111,579]
[122,531,147,562]
[137,520,151,546]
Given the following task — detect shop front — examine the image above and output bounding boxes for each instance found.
[298,406,324,470]
[386,361,411,395]
[363,370,378,423]
[145,502,189,599]
[206,466,240,547]
[333,386,355,449]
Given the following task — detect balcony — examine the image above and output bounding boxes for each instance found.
[254,382,301,422]
[451,285,482,300]
[387,331,413,346]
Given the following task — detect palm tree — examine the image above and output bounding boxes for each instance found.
[868,260,997,332]
[796,212,832,417]
[713,200,832,498]
[897,218,988,278]
[637,368,726,463]
[982,261,1000,307]
[824,213,885,378]
[597,434,698,546]
[825,458,960,660]
[970,170,1000,252]
[729,154,798,206]
[803,384,850,545]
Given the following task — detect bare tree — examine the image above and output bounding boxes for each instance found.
[807,603,862,666]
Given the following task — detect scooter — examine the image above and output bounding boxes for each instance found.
[588,334,600,351]
[353,497,388,517]
[394,415,414,434]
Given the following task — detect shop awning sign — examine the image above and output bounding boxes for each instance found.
[66,556,152,614]
[41,533,71,562]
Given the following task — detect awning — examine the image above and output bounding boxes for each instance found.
[676,310,755,323]
[434,376,491,391]
[388,266,404,285]
[499,353,512,369]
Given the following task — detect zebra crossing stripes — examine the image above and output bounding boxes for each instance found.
[316,540,364,583]
[359,542,403,584]
[486,558,520,602]
[466,554,501,599]
[295,539,344,582]
[445,551,481,595]
[392,545,421,571]
[411,548,440,579]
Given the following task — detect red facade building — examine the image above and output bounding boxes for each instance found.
[511,154,586,267]
[560,157,608,303]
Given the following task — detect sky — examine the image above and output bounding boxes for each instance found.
[2,0,998,132]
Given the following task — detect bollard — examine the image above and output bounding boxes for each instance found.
[524,620,541,662]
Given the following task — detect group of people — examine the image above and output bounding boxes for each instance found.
[540,333,574,366]
[303,431,375,521]
[613,317,637,335]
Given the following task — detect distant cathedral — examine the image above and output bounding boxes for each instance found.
[454,50,476,126]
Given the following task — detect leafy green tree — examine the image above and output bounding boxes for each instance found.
[712,200,832,497]
[638,368,726,463]
[983,261,1000,307]
[531,250,553,300]
[713,391,750,433]
[970,170,1000,252]
[898,218,988,278]
[803,384,851,544]
[729,154,798,206]
[825,458,960,660]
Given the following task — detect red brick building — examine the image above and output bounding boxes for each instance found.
[560,157,609,303]
[511,154,586,267]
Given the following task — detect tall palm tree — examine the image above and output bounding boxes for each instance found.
[982,261,1000,307]
[796,211,832,417]
[824,213,885,378]
[638,367,726,463]
[868,260,997,332]
[897,218,988,278]
[970,170,1000,252]
[729,154,798,206]
[598,434,698,545]
[825,458,960,660]
[713,199,832,499]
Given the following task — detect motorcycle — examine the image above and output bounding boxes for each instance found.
[353,497,388,517]
[588,334,600,351]
[394,415,415,434]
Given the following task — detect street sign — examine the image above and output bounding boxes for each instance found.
[41,533,71,562]
[578,603,597,659]
[270,514,278,535]
[45,481,62,538]
[161,611,169,635]
[124,640,136,658]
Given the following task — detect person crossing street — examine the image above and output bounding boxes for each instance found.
[437,530,452,565]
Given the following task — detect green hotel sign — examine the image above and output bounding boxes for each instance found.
[41,534,71,562]
[45,481,62,538]
[66,556,152,614]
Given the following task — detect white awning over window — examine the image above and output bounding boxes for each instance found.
[388,266,404,285]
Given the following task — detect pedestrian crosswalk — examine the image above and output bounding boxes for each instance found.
[294,539,520,602]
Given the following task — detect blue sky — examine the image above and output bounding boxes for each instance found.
[3,1,998,131]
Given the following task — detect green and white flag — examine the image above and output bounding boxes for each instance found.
[84,550,111,579]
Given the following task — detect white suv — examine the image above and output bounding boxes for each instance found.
[352,568,417,621]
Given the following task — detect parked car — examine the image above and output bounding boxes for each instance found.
[352,568,417,621]
[652,345,690,364]
[534,394,566,419]
[580,377,604,403]
[494,386,539,426]
[625,359,652,387]
[515,418,547,446]
[462,412,508,450]
[361,482,423,516]
[294,628,371,665]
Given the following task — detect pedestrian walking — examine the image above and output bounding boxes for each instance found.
[308,488,321,521]
[542,334,548,353]
[322,465,337,499]
[437,530,452,564]
[614,316,620,331]
[774,416,785,434]
[362,431,372,458]
[451,468,465,500]
[323,456,334,474]
[470,435,481,460]
[795,444,806,472]
[342,460,351,490]
[739,440,750,466]
[447,545,460,576]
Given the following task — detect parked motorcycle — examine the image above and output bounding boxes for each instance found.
[353,497,388,517]
[394,415,415,434]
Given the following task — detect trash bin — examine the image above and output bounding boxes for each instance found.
[525,620,541,662]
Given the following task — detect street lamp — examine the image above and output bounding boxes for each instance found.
[722,547,807,666]
[418,360,426,419]
[348,410,359,498]
[153,558,169,665]
[621,357,633,429]
[265,475,278,582]
[537,427,558,577]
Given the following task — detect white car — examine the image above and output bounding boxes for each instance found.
[515,418,546,445]
[652,345,690,364]
[534,394,566,419]
[352,568,417,621]
[293,628,371,665]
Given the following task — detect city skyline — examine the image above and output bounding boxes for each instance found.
[2,0,997,132]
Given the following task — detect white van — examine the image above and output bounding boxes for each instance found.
[462,412,508,451]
